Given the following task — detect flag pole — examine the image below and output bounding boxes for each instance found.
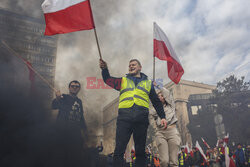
[88,0,102,60]
[153,55,155,81]
[93,28,102,59]
[153,22,156,82]
[1,40,57,92]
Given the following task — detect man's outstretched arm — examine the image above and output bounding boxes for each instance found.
[99,59,122,91]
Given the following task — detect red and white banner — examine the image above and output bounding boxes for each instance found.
[42,0,95,35]
[153,22,184,84]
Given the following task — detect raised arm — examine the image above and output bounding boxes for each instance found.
[51,90,62,109]
[99,59,122,91]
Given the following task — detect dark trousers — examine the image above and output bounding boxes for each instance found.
[113,119,148,167]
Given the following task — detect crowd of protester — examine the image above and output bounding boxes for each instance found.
[104,142,250,167]
[177,143,250,167]
[100,140,250,167]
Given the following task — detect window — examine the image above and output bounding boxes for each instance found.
[191,106,198,115]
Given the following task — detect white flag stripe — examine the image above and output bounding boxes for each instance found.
[195,141,207,161]
[153,22,181,64]
[42,0,86,13]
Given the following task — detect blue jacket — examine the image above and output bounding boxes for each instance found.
[235,149,246,164]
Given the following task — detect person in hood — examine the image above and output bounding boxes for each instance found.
[149,83,181,167]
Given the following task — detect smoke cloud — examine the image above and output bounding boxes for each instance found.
[1,0,250,154]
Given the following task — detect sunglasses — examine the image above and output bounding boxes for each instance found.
[70,85,80,88]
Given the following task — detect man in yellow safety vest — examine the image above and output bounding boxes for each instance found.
[100,59,167,167]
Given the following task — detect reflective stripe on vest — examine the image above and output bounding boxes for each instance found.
[119,77,151,109]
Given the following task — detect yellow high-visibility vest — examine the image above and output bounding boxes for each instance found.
[179,152,187,166]
[119,77,152,109]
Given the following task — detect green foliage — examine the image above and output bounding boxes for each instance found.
[213,75,249,96]
[212,75,250,145]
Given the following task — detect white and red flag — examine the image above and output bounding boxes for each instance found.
[41,0,95,35]
[153,22,184,84]
[201,137,211,149]
[195,141,207,162]
[184,142,192,154]
[225,146,236,167]
[223,133,229,145]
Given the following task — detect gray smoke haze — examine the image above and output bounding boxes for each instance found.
[1,0,250,136]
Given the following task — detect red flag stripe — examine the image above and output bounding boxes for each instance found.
[154,39,184,84]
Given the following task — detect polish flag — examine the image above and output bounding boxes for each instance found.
[184,142,192,154]
[225,146,236,167]
[223,133,229,145]
[195,141,207,161]
[201,137,211,149]
[153,22,184,84]
[42,0,95,35]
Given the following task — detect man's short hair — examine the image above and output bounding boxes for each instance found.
[129,59,142,67]
[68,80,81,88]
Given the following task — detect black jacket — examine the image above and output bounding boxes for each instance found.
[52,94,87,129]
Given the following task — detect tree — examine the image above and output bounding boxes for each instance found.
[212,75,250,145]
[213,75,249,96]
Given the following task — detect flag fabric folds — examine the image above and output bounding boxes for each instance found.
[42,0,95,35]
[153,22,184,84]
[195,141,207,161]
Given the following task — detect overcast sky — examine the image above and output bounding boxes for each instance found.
[1,0,250,110]
[54,0,250,86]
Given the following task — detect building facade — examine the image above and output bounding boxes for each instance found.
[187,90,250,146]
[0,8,57,101]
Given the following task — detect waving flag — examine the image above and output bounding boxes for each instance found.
[201,137,211,149]
[223,133,229,145]
[153,22,184,84]
[225,146,236,167]
[195,141,207,161]
[42,0,95,35]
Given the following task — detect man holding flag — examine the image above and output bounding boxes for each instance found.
[99,59,167,167]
